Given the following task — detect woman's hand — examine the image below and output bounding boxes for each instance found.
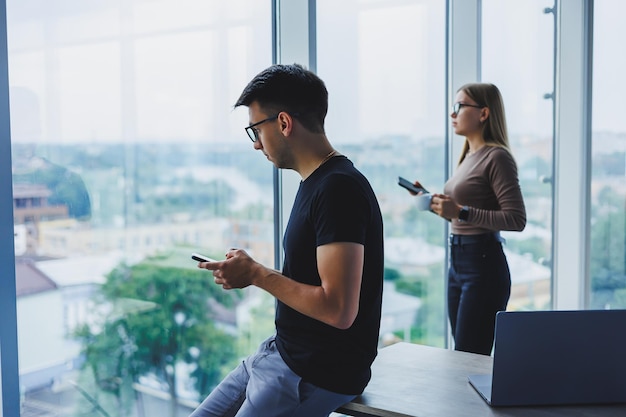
[431,193,462,220]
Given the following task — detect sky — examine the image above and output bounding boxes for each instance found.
[6,0,625,145]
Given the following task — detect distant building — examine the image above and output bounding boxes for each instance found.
[14,224,27,256]
[16,253,123,393]
[380,281,422,343]
[15,258,66,392]
[13,184,69,224]
[36,217,233,259]
[13,184,69,255]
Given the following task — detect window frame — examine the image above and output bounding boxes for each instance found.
[0,0,596,413]
[0,0,21,413]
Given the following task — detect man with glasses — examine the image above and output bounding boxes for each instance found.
[190,63,384,417]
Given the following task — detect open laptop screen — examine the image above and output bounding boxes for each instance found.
[470,309,626,407]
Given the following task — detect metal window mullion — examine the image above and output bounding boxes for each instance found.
[0,0,21,415]
[273,0,314,270]
[447,0,481,348]
[552,0,592,310]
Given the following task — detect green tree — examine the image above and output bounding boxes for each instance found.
[393,263,446,347]
[384,267,401,281]
[74,317,139,417]
[589,186,626,308]
[76,257,241,417]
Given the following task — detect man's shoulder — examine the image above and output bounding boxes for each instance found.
[324,168,376,198]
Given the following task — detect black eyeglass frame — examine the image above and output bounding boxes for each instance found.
[245,114,279,142]
[452,102,485,114]
[244,112,301,142]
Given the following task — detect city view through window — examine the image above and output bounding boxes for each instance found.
[5,1,626,416]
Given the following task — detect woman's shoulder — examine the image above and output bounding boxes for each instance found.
[483,144,512,156]
[481,146,519,179]
[482,145,516,164]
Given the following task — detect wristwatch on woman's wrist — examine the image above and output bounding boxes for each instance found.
[458,206,469,222]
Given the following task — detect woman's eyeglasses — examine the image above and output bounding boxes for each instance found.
[452,102,485,114]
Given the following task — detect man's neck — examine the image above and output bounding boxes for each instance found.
[296,133,338,180]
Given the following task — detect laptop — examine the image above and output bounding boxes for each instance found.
[468,309,626,407]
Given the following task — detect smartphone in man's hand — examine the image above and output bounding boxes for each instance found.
[191,253,217,263]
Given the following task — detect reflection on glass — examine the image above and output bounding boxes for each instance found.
[318,0,447,348]
[9,1,272,415]
[590,0,626,309]
[482,0,555,311]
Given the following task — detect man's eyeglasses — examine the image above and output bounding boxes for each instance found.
[245,114,279,142]
[452,102,485,115]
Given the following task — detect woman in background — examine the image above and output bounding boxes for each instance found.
[409,83,526,355]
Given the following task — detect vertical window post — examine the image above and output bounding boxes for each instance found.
[0,0,21,414]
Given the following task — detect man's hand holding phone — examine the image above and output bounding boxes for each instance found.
[194,249,264,290]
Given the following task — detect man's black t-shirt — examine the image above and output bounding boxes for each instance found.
[275,155,384,395]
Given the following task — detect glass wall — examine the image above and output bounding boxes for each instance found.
[317,0,448,347]
[590,0,626,309]
[481,0,555,311]
[4,0,626,415]
[8,0,273,415]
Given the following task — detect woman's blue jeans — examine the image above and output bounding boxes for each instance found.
[448,233,510,355]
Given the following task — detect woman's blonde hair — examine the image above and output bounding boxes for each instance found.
[457,83,511,164]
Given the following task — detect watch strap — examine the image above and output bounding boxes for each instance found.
[458,206,470,222]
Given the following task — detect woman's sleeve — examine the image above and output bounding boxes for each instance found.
[469,149,526,231]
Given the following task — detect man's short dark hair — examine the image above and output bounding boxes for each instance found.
[235,63,328,133]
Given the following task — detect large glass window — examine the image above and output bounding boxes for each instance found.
[5,0,622,413]
[481,0,555,311]
[8,1,272,415]
[317,0,448,348]
[590,0,626,309]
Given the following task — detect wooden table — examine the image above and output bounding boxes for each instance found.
[336,342,626,417]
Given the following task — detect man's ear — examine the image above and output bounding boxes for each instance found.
[277,112,294,136]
